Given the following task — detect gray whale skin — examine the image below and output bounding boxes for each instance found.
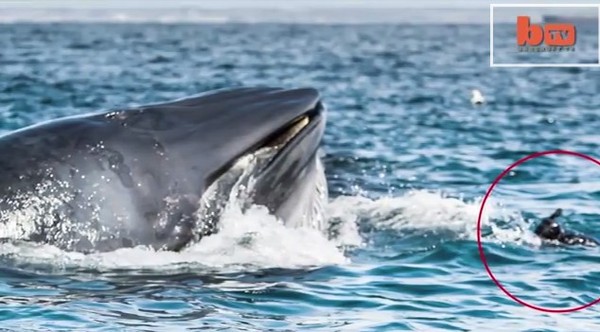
[0,87,327,253]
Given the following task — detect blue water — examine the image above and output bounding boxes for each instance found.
[1,23,600,331]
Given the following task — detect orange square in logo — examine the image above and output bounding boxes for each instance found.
[516,16,576,47]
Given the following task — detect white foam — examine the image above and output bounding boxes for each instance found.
[0,203,348,271]
[188,205,348,268]
[0,190,544,272]
[327,190,541,246]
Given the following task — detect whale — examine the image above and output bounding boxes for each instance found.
[0,87,328,253]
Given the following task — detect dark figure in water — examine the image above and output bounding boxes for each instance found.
[535,209,599,246]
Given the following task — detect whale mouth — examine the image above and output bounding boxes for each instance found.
[204,102,324,192]
[260,103,323,151]
[263,116,310,148]
[194,102,326,247]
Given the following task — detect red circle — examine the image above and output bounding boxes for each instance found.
[477,149,600,313]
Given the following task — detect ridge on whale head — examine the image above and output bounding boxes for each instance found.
[0,87,328,253]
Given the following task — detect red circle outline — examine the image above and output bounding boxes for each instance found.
[477,149,600,313]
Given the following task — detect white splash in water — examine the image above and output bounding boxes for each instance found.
[0,202,348,271]
[0,179,74,240]
[327,190,542,246]
[185,204,348,268]
[0,149,348,271]
[0,189,544,271]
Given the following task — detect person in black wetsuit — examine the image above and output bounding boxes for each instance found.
[535,209,599,246]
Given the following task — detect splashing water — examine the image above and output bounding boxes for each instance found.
[327,191,542,247]
[0,188,544,272]
[0,146,346,271]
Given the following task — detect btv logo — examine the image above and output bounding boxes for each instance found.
[517,16,576,47]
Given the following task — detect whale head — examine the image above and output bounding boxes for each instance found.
[0,87,328,252]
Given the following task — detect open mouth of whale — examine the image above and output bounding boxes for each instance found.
[207,102,325,187]
[251,102,324,178]
[257,102,323,153]
[195,101,326,243]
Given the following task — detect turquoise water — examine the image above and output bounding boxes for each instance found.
[1,23,600,331]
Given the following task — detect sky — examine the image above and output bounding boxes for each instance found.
[3,0,600,9]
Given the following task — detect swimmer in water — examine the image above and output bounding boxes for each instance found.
[534,209,599,246]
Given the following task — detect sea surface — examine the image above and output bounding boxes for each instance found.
[1,23,600,331]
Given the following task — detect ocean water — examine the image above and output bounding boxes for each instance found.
[1,23,600,331]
